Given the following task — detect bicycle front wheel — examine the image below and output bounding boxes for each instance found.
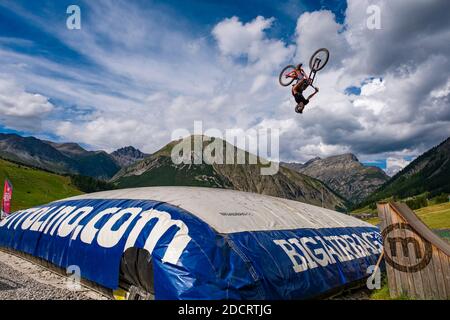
[309,48,330,72]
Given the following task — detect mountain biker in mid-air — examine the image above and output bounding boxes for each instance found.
[291,64,319,114]
[279,48,329,114]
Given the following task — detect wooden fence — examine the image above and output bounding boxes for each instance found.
[377,202,450,299]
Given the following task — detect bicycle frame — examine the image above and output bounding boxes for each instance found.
[285,69,303,81]
[282,57,322,90]
[308,57,322,83]
[287,58,321,87]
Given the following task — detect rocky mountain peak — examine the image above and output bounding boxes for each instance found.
[304,156,321,166]
[282,153,389,204]
[325,153,359,163]
[111,146,148,168]
[341,153,359,162]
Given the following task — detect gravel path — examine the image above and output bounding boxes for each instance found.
[0,250,109,300]
[330,288,371,300]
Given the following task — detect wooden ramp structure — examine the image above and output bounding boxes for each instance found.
[377,202,450,299]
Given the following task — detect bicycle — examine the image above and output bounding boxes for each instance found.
[278,48,330,88]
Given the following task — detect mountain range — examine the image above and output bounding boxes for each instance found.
[111,136,348,211]
[0,133,346,210]
[0,133,140,180]
[1,131,448,212]
[282,154,390,204]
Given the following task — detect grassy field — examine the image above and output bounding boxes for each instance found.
[370,278,411,300]
[0,158,82,212]
[357,202,450,229]
[415,202,450,229]
[351,205,377,215]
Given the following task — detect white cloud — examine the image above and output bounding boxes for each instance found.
[0,78,53,117]
[386,157,411,176]
[353,98,386,115]
[213,16,274,57]
[295,10,349,69]
[212,16,294,72]
[431,79,450,99]
[295,143,352,161]
[55,117,154,152]
[360,78,385,96]
[0,78,54,132]
[250,75,269,93]
[353,79,387,115]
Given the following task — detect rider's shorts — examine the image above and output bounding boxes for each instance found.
[294,92,309,105]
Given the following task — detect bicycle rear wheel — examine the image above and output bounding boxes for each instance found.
[279,65,297,86]
[309,48,330,72]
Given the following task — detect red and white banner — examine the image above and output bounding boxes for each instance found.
[2,179,13,216]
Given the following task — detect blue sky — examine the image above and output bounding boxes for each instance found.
[0,0,449,175]
[0,1,345,61]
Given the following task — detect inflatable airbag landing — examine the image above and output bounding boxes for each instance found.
[0,187,382,299]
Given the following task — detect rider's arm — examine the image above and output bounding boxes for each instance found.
[300,68,307,78]
[306,86,319,100]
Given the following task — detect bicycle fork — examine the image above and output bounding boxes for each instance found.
[308,58,321,84]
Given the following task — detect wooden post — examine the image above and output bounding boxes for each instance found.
[377,202,450,299]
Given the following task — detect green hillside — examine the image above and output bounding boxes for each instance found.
[116,156,230,189]
[356,137,450,209]
[0,158,82,212]
[0,133,120,180]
